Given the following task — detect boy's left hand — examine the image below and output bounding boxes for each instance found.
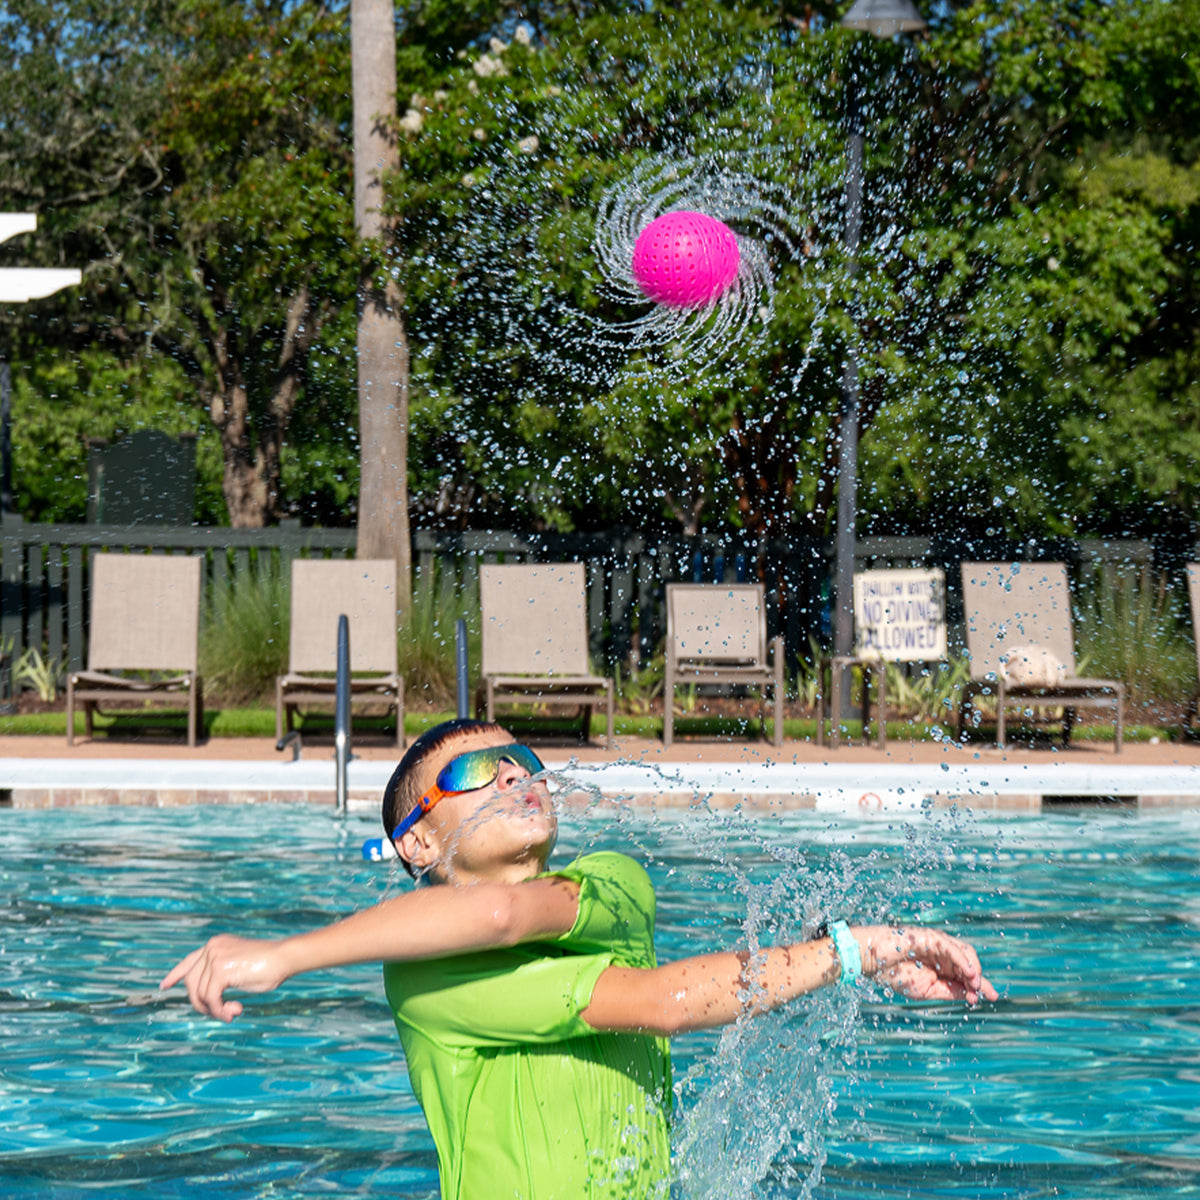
[862,926,999,1005]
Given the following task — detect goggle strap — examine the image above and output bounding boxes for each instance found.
[390,796,432,842]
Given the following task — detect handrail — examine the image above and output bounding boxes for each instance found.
[456,617,469,720]
[335,612,350,816]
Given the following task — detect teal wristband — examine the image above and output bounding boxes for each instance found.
[829,920,862,983]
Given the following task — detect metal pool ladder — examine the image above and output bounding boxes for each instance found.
[335,613,350,816]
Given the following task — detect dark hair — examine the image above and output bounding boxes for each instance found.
[382,718,509,875]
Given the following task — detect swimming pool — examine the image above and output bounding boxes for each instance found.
[2,799,1198,1198]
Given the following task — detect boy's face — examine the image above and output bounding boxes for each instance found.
[400,728,557,885]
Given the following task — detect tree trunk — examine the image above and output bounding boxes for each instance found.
[351,0,411,614]
[203,286,315,528]
[260,286,314,518]
[206,320,270,528]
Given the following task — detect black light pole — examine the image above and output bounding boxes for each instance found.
[832,0,926,719]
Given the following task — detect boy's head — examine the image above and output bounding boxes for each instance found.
[382,719,556,884]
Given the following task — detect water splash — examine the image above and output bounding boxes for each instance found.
[540,765,992,1199]
[573,155,814,379]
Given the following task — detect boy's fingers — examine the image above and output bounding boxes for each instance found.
[888,930,996,1005]
[219,998,244,1022]
[159,947,203,992]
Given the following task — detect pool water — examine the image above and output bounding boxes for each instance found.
[2,800,1198,1198]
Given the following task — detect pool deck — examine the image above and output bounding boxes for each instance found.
[3,730,1200,814]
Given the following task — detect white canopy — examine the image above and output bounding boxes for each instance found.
[0,213,82,302]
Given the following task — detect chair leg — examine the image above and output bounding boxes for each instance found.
[830,663,844,749]
[996,683,1007,749]
[275,679,285,744]
[605,685,614,750]
[1114,688,1123,754]
[875,660,887,749]
[663,661,674,746]
[395,681,406,749]
[187,680,197,748]
[1062,706,1076,748]
[815,658,826,747]
[66,676,76,746]
[773,673,783,748]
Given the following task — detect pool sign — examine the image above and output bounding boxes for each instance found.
[853,568,946,661]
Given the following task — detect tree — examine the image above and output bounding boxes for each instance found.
[0,0,360,528]
[353,0,412,607]
[150,0,359,527]
[387,0,1200,545]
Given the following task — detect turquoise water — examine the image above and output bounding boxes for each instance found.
[2,800,1198,1198]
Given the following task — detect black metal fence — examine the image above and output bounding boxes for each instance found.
[0,512,1169,694]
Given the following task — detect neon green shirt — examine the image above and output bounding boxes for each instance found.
[383,851,672,1200]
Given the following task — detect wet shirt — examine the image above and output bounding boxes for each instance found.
[383,851,672,1200]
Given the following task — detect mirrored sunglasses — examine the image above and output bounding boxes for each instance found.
[390,744,545,841]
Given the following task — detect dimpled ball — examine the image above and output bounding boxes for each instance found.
[631,211,741,308]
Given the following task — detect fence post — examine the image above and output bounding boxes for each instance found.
[66,545,85,671]
[1,513,24,690]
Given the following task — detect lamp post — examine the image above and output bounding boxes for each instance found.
[831,0,926,720]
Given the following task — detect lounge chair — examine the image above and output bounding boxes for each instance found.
[66,552,204,746]
[664,583,784,747]
[276,558,405,747]
[478,563,614,747]
[957,561,1124,752]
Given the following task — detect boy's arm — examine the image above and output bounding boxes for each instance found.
[160,875,581,1022]
[582,924,997,1035]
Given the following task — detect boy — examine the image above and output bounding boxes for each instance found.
[163,718,996,1199]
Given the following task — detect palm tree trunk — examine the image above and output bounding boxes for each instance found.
[351,0,411,613]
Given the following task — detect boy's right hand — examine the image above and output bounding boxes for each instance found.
[159,935,290,1022]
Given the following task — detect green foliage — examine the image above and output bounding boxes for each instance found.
[12,648,66,702]
[400,565,482,709]
[1,0,360,528]
[1074,566,1197,714]
[199,558,291,705]
[195,556,486,709]
[4,0,1200,548]
[884,657,971,724]
[614,655,665,716]
[393,3,856,535]
[9,346,223,523]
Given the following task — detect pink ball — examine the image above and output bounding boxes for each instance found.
[631,211,741,308]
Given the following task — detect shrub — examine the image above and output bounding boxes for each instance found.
[1074,564,1196,716]
[400,564,481,710]
[199,556,290,706]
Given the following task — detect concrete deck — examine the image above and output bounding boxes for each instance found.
[3,731,1199,813]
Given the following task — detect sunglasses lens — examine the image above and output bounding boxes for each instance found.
[435,745,544,793]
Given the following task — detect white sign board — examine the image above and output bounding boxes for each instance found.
[853,568,946,661]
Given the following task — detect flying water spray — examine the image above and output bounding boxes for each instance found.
[574,155,815,378]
